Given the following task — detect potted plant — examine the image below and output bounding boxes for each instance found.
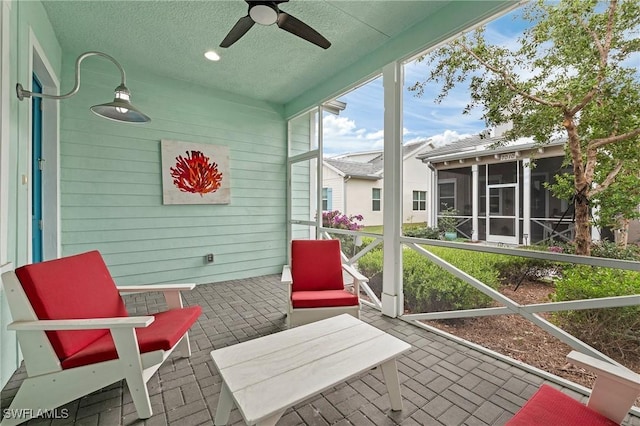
[438,206,458,241]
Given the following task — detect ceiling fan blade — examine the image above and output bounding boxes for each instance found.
[276,11,331,49]
[220,15,255,48]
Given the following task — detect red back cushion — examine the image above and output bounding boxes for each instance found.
[15,250,128,361]
[291,240,344,292]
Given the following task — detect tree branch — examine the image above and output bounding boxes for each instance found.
[589,161,623,198]
[568,1,617,116]
[589,128,640,150]
[458,43,566,109]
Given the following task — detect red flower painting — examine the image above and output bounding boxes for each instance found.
[170,150,223,196]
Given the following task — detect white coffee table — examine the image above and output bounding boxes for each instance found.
[210,314,412,425]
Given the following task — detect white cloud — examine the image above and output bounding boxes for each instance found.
[323,114,385,155]
[428,130,473,147]
[323,111,474,157]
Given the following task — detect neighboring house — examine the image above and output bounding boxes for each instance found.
[323,140,434,226]
[417,130,633,245]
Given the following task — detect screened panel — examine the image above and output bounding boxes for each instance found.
[290,158,317,222]
[289,109,319,157]
[437,167,472,214]
[488,162,517,184]
[489,218,516,237]
[489,187,515,216]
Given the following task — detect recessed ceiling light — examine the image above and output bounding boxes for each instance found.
[204,50,220,61]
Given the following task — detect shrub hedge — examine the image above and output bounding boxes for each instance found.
[358,245,520,312]
[552,265,640,358]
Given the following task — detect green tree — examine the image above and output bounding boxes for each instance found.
[410,0,640,255]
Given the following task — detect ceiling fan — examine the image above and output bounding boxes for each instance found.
[220,0,331,49]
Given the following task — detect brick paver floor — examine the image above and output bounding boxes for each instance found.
[2,274,639,425]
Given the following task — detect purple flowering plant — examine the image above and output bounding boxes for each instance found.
[322,210,364,231]
[548,246,564,253]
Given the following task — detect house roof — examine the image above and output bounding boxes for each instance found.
[326,139,432,179]
[417,134,566,164]
[325,158,380,180]
[38,1,516,111]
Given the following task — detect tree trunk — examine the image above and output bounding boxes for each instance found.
[574,200,591,256]
[564,115,591,256]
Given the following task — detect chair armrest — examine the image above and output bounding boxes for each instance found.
[567,351,640,423]
[567,351,640,388]
[281,265,292,285]
[116,283,196,292]
[7,316,155,331]
[117,283,196,310]
[341,264,368,283]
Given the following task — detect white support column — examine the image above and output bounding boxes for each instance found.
[471,165,479,241]
[381,61,403,318]
[522,158,531,246]
[315,108,322,239]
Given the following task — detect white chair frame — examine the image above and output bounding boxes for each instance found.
[566,351,640,424]
[282,263,367,328]
[0,270,197,426]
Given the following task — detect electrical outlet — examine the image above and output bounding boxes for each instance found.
[205,253,214,263]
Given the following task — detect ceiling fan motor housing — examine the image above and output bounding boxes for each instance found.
[249,1,279,25]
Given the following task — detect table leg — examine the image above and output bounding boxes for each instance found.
[214,382,234,425]
[255,408,286,426]
[380,359,403,411]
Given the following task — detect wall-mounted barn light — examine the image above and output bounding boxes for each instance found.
[16,51,150,124]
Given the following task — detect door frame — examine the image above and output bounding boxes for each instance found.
[28,31,60,262]
[31,74,43,262]
[486,162,519,245]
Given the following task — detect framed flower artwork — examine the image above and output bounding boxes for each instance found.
[161,140,230,204]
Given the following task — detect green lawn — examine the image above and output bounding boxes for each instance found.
[362,223,424,235]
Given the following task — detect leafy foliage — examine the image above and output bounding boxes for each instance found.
[403,226,441,239]
[590,240,640,261]
[322,210,364,256]
[402,248,501,313]
[410,0,640,255]
[553,265,640,359]
[358,246,523,312]
[322,210,363,230]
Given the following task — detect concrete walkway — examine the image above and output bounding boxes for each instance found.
[2,274,639,425]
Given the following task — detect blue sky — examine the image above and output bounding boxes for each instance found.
[322,6,532,156]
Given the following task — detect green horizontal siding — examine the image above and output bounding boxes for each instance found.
[59,61,287,285]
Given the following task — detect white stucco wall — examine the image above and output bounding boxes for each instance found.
[322,165,344,212]
[403,155,430,224]
[346,179,383,226]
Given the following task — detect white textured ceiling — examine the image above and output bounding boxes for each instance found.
[41,1,507,105]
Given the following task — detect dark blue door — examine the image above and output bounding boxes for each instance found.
[32,75,43,263]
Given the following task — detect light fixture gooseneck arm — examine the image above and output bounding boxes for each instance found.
[16,50,150,123]
[16,51,126,100]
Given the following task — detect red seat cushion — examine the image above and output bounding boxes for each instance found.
[291,290,359,309]
[291,240,344,292]
[506,384,618,426]
[61,306,202,369]
[15,251,129,361]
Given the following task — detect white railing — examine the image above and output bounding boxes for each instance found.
[399,237,640,367]
[436,215,472,239]
[318,228,640,368]
[531,217,575,243]
[320,228,383,309]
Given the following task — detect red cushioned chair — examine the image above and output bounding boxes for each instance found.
[281,239,367,327]
[507,351,640,425]
[0,251,202,426]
